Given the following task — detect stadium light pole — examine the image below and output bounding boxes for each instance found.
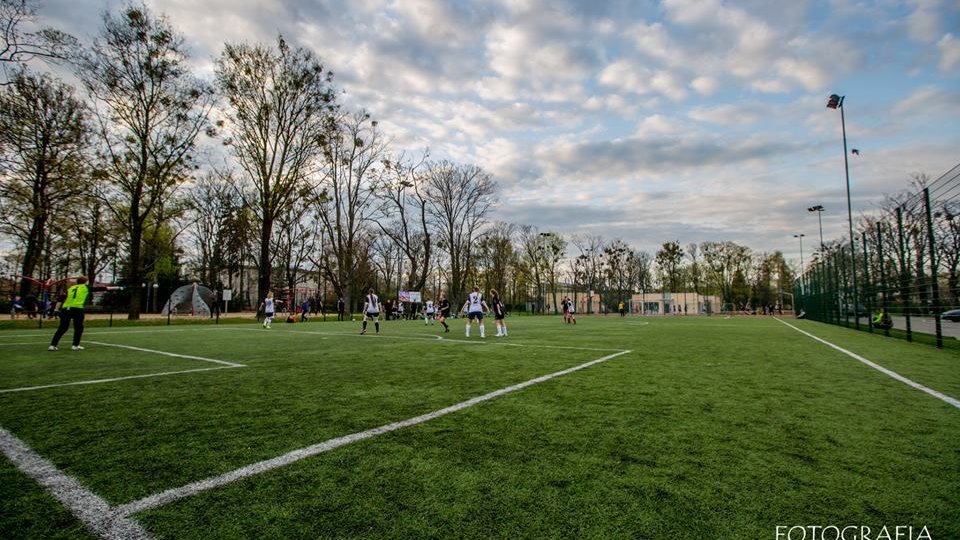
[827,94,859,329]
[793,234,806,295]
[808,205,825,254]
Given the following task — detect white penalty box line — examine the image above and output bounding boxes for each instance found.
[0,341,245,394]
[775,318,960,410]
[114,348,633,517]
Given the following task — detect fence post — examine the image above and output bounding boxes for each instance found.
[862,230,873,333]
[923,188,944,348]
[896,207,913,342]
[877,222,890,337]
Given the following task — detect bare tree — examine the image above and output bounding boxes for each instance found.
[604,239,632,310]
[516,225,546,312]
[570,234,605,313]
[0,70,89,295]
[78,3,213,319]
[476,221,515,302]
[183,171,245,286]
[215,35,336,306]
[315,110,388,311]
[424,160,496,307]
[0,0,77,84]
[376,151,432,293]
[273,194,320,293]
[701,241,751,305]
[935,201,959,305]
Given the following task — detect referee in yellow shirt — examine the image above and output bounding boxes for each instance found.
[48,276,92,351]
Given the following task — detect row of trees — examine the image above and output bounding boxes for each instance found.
[0,0,836,316]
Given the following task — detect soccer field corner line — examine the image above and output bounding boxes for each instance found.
[0,426,156,540]
[774,318,960,410]
[112,348,633,517]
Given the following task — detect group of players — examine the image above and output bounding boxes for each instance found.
[358,286,508,338]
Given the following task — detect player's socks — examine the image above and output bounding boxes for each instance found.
[479,326,485,338]
[375,322,380,334]
[361,321,367,334]
[465,325,471,337]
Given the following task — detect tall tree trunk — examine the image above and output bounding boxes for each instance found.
[127,221,143,320]
[258,217,274,303]
[19,215,46,297]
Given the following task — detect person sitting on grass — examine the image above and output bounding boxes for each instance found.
[873,308,893,330]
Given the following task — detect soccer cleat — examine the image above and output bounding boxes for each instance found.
[71,345,84,351]
[360,329,366,335]
[48,345,57,351]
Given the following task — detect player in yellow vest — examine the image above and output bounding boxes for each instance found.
[49,276,92,351]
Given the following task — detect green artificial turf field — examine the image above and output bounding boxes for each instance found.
[1,315,958,539]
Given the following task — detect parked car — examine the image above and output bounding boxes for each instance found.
[843,304,867,316]
[941,309,960,322]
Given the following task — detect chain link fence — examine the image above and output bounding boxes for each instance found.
[796,162,960,349]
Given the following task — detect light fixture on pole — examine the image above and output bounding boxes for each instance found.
[793,234,806,295]
[807,205,825,254]
[826,93,859,329]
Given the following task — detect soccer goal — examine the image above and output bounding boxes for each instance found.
[720,303,737,318]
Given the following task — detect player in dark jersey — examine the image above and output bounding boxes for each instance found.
[436,293,451,333]
[490,289,507,337]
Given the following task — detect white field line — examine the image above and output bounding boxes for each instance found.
[87,341,245,367]
[775,318,960,410]
[0,426,155,540]
[1,342,246,394]
[115,348,632,516]
[227,326,628,353]
[0,328,230,339]
[0,366,242,394]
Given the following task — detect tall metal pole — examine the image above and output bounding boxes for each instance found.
[829,94,859,330]
[840,102,858,329]
[815,209,824,252]
[794,234,805,295]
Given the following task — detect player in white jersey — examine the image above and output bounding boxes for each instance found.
[258,291,275,328]
[361,288,381,335]
[461,286,489,338]
[423,299,435,325]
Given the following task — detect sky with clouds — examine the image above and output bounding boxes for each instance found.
[31,0,960,265]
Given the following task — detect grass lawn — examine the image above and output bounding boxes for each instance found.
[1,315,958,539]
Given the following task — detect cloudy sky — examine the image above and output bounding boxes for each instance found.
[32,0,960,264]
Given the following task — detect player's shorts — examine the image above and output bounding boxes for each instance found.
[467,311,484,321]
[365,311,380,318]
[265,312,274,318]
[494,313,505,321]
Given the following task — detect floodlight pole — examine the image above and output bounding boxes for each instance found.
[794,234,806,295]
[808,205,825,254]
[828,94,859,330]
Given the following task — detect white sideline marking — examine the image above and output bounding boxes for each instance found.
[0,328,226,339]
[775,318,960,410]
[230,326,628,352]
[1,342,246,393]
[0,426,155,540]
[0,366,241,394]
[115,349,632,516]
[87,341,245,367]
